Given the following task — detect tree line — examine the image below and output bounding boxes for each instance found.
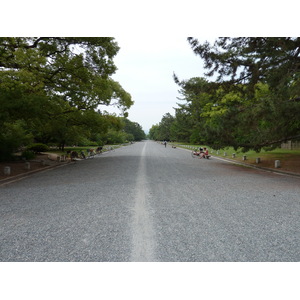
[0,37,145,161]
[149,37,300,152]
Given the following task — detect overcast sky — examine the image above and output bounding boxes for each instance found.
[106,36,209,132]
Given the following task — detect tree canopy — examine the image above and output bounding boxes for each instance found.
[0,37,134,160]
[0,37,133,111]
[151,37,300,151]
[123,118,146,141]
[149,113,175,141]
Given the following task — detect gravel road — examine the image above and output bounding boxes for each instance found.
[1,141,299,261]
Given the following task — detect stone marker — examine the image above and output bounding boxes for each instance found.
[256,158,261,163]
[243,155,247,161]
[275,160,281,168]
[4,166,11,175]
[25,162,31,170]
[232,153,236,158]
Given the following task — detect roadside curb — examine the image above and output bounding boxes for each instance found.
[211,155,300,178]
[0,147,120,187]
[0,161,75,187]
[177,146,300,178]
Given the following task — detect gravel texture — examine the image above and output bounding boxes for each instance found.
[1,141,299,261]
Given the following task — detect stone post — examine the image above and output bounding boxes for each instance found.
[224,152,227,156]
[275,160,281,168]
[256,158,261,164]
[232,153,236,158]
[4,166,11,175]
[25,162,31,170]
[243,155,247,161]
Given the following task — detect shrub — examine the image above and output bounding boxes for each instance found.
[0,121,33,162]
[21,150,36,160]
[27,143,49,153]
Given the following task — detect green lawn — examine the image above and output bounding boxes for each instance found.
[172,143,300,170]
[209,147,300,162]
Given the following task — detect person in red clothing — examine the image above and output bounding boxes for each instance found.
[199,147,209,159]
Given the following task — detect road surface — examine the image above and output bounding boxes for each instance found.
[1,141,299,261]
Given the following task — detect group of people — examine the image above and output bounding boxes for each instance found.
[193,147,209,159]
[160,142,209,158]
[67,147,103,160]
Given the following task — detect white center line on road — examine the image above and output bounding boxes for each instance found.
[130,142,156,262]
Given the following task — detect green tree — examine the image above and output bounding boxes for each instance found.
[174,76,218,144]
[187,37,300,95]
[149,124,160,140]
[123,118,146,141]
[148,113,175,141]
[0,121,32,161]
[181,37,300,150]
[0,37,133,111]
[0,37,133,159]
[171,108,193,143]
[158,113,175,141]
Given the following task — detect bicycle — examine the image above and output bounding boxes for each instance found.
[104,146,115,153]
[79,150,86,159]
[191,149,200,158]
[95,146,103,155]
[86,148,95,159]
